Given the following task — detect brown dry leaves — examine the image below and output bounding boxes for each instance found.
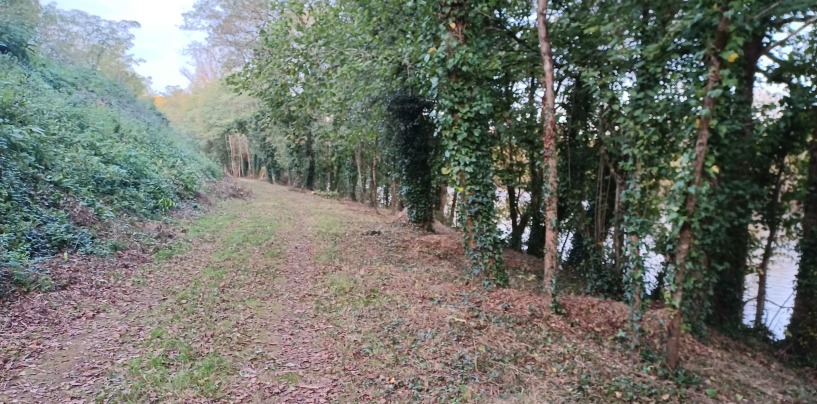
[2,179,814,403]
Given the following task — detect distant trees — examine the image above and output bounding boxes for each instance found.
[37,4,148,94]
[181,0,271,72]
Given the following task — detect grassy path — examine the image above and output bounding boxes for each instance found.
[2,179,815,403]
[110,180,358,402]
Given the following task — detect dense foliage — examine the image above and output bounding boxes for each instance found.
[123,0,817,369]
[0,0,218,292]
[215,0,817,367]
[387,94,438,230]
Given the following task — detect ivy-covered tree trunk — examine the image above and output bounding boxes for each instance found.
[625,160,645,347]
[789,136,817,364]
[708,32,765,327]
[438,0,506,284]
[667,13,730,370]
[524,74,545,258]
[537,0,558,305]
[527,150,545,257]
[387,95,435,230]
[611,168,624,273]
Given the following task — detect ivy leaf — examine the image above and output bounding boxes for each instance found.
[707,89,723,98]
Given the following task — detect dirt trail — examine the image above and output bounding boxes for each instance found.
[2,181,354,402]
[2,180,815,403]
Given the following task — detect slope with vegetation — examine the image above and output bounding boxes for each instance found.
[0,0,218,292]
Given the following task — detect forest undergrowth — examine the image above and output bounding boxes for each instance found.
[1,179,814,403]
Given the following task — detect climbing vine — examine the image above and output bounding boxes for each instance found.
[429,0,507,284]
[387,94,437,230]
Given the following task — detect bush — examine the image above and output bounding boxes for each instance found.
[0,54,219,291]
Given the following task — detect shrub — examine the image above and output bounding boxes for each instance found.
[0,54,218,291]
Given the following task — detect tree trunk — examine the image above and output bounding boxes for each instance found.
[369,146,378,209]
[527,149,545,257]
[390,179,398,211]
[613,176,624,271]
[666,14,730,370]
[789,136,817,363]
[626,160,644,348]
[437,185,448,222]
[448,191,457,227]
[333,161,341,192]
[508,185,524,251]
[537,0,558,306]
[305,132,316,190]
[521,74,544,257]
[438,185,448,215]
[440,0,505,282]
[355,145,364,203]
[755,163,784,328]
[629,230,643,350]
[710,31,764,326]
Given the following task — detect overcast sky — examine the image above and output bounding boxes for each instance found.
[51,0,203,92]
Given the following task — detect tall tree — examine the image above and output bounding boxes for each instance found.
[537,0,558,305]
[181,0,271,71]
[666,10,731,370]
[434,0,507,283]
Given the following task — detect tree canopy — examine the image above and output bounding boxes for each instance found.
[188,0,817,368]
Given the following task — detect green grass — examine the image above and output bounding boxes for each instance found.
[109,199,287,401]
[278,372,301,384]
[188,213,237,237]
[154,241,191,261]
[315,238,338,264]
[120,341,231,401]
[316,215,341,235]
[328,273,355,297]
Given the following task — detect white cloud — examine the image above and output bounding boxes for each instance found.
[51,0,204,92]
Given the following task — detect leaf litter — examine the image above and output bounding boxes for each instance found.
[1,179,815,403]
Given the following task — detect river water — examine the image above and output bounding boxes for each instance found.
[483,188,798,340]
[742,242,798,340]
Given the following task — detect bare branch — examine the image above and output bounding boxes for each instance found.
[762,15,817,56]
[753,1,781,20]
